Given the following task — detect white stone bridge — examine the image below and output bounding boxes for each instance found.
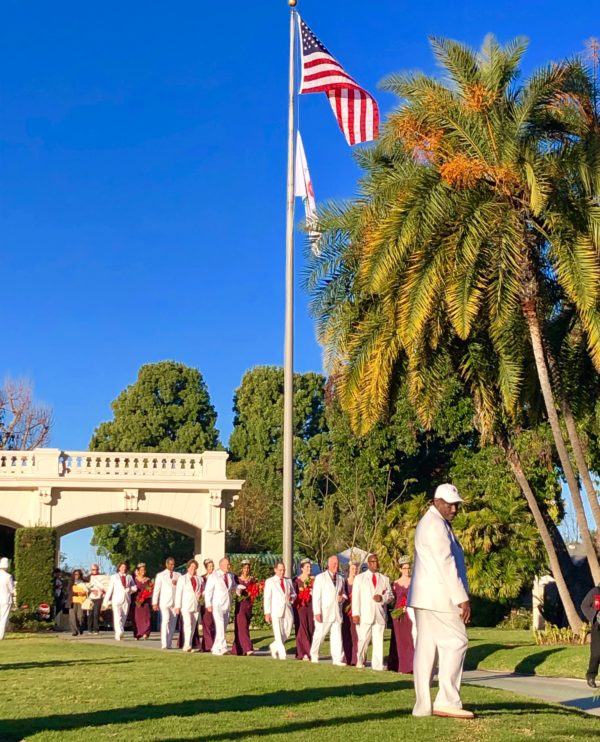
[0,448,244,565]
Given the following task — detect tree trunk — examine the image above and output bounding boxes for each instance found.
[523,301,600,584]
[544,340,600,532]
[502,441,583,632]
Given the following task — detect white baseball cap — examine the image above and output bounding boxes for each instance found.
[0,557,9,569]
[434,483,463,504]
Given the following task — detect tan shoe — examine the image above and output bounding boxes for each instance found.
[433,707,474,719]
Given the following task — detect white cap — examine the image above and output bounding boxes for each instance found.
[0,557,9,569]
[434,483,463,504]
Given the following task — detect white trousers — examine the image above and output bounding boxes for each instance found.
[412,607,468,716]
[310,619,344,663]
[211,607,229,655]
[112,602,129,639]
[181,610,199,650]
[357,621,385,670]
[0,602,11,640]
[160,606,177,649]
[270,609,293,659]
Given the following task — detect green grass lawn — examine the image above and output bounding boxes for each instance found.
[466,628,589,678]
[0,634,597,742]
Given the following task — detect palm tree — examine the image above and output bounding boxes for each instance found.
[309,35,600,583]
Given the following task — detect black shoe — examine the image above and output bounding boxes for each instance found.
[586,675,597,688]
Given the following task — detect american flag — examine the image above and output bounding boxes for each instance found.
[298,16,379,146]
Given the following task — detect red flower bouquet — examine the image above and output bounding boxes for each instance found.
[294,577,314,608]
[135,580,154,607]
[245,579,264,605]
[391,594,407,620]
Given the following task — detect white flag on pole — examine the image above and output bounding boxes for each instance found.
[294,131,321,254]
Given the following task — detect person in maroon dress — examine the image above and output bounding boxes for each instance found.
[231,559,255,656]
[200,559,216,652]
[387,557,415,673]
[293,558,315,661]
[342,562,359,666]
[133,563,153,640]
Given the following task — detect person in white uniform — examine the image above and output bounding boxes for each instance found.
[175,559,202,652]
[310,554,347,666]
[264,560,296,660]
[0,557,15,640]
[104,562,137,640]
[152,557,180,649]
[408,483,473,720]
[204,556,236,655]
[351,553,394,670]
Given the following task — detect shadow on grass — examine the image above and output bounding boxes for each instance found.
[514,648,565,674]
[464,644,507,670]
[1,684,582,741]
[0,658,134,671]
[0,681,407,738]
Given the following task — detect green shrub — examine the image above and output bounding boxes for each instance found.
[497,608,532,630]
[534,622,589,645]
[14,527,57,611]
[8,608,54,633]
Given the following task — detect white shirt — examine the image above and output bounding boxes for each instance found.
[263,575,296,619]
[204,569,236,613]
[104,573,137,607]
[0,571,15,605]
[175,573,202,613]
[351,570,394,625]
[88,574,107,601]
[312,571,346,623]
[408,505,469,612]
[152,568,180,609]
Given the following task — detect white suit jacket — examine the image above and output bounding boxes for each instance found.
[0,571,15,605]
[408,505,469,612]
[105,574,136,607]
[263,575,296,619]
[204,569,236,613]
[152,569,180,609]
[312,571,346,623]
[175,573,202,613]
[351,570,393,626]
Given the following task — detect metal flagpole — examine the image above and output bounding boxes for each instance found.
[282,0,297,577]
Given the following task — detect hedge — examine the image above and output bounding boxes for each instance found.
[14,527,57,610]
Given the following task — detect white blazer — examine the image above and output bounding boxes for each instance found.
[408,505,469,612]
[0,571,15,605]
[312,571,346,623]
[105,573,137,607]
[263,575,296,619]
[351,570,394,626]
[204,569,236,613]
[175,573,202,613]
[152,569,180,609]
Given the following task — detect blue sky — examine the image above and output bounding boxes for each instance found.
[1,1,593,567]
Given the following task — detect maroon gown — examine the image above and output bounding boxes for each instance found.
[133,578,152,639]
[200,574,216,652]
[341,578,358,666]
[231,577,254,655]
[387,583,414,673]
[293,576,315,660]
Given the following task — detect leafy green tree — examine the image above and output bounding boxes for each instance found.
[90,361,220,569]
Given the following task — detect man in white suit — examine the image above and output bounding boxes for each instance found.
[351,553,393,670]
[310,555,346,665]
[0,557,15,640]
[152,557,180,649]
[264,560,296,660]
[104,562,137,640]
[204,556,236,655]
[175,559,202,652]
[409,483,473,720]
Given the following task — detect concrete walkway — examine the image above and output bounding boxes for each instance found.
[57,632,600,718]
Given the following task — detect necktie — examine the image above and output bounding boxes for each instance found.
[372,573,377,588]
[120,575,126,588]
[280,578,285,593]
[330,572,336,585]
[191,576,197,592]
[169,571,173,579]
[224,573,229,588]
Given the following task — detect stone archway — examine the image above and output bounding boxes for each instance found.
[0,448,244,566]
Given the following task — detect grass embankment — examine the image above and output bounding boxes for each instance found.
[0,634,596,742]
[466,628,588,678]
